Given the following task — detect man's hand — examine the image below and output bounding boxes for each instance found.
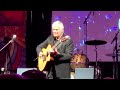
[39,52,43,57]
[54,48,60,55]
[50,57,54,61]
[50,48,59,60]
[50,48,59,57]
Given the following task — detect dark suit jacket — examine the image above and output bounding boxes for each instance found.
[36,35,74,79]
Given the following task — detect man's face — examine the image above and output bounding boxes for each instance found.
[52,25,63,38]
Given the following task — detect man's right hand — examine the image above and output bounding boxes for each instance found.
[39,51,54,61]
[39,52,43,57]
[50,57,54,61]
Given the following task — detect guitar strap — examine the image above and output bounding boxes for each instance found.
[53,35,67,50]
[55,41,64,50]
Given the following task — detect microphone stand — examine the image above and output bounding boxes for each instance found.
[83,11,99,79]
[0,39,13,74]
[0,40,13,52]
[111,30,119,79]
[112,51,116,79]
[83,11,93,56]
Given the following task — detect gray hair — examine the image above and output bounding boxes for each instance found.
[52,20,64,33]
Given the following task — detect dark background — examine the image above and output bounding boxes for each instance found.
[26,10,52,67]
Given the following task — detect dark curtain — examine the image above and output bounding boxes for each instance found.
[26,10,52,67]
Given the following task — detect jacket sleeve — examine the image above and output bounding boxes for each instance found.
[36,36,50,56]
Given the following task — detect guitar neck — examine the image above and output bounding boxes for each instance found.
[52,34,63,49]
[52,40,61,50]
[51,35,70,51]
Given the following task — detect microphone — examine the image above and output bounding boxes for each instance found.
[0,35,17,52]
[10,34,17,43]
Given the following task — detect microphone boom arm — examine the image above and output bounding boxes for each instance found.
[0,40,13,52]
[111,30,119,44]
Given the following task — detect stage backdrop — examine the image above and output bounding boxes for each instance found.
[52,11,120,62]
[0,11,26,71]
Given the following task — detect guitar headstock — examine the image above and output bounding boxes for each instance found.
[61,35,70,42]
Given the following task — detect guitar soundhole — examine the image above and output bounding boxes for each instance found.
[47,52,49,57]
[42,55,46,61]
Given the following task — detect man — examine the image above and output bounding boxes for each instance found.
[36,20,74,79]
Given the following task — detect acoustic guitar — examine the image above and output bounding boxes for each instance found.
[38,35,70,71]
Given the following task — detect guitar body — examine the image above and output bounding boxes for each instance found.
[38,44,51,71]
[37,35,70,71]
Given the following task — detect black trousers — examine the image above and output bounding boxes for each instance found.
[47,61,71,79]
